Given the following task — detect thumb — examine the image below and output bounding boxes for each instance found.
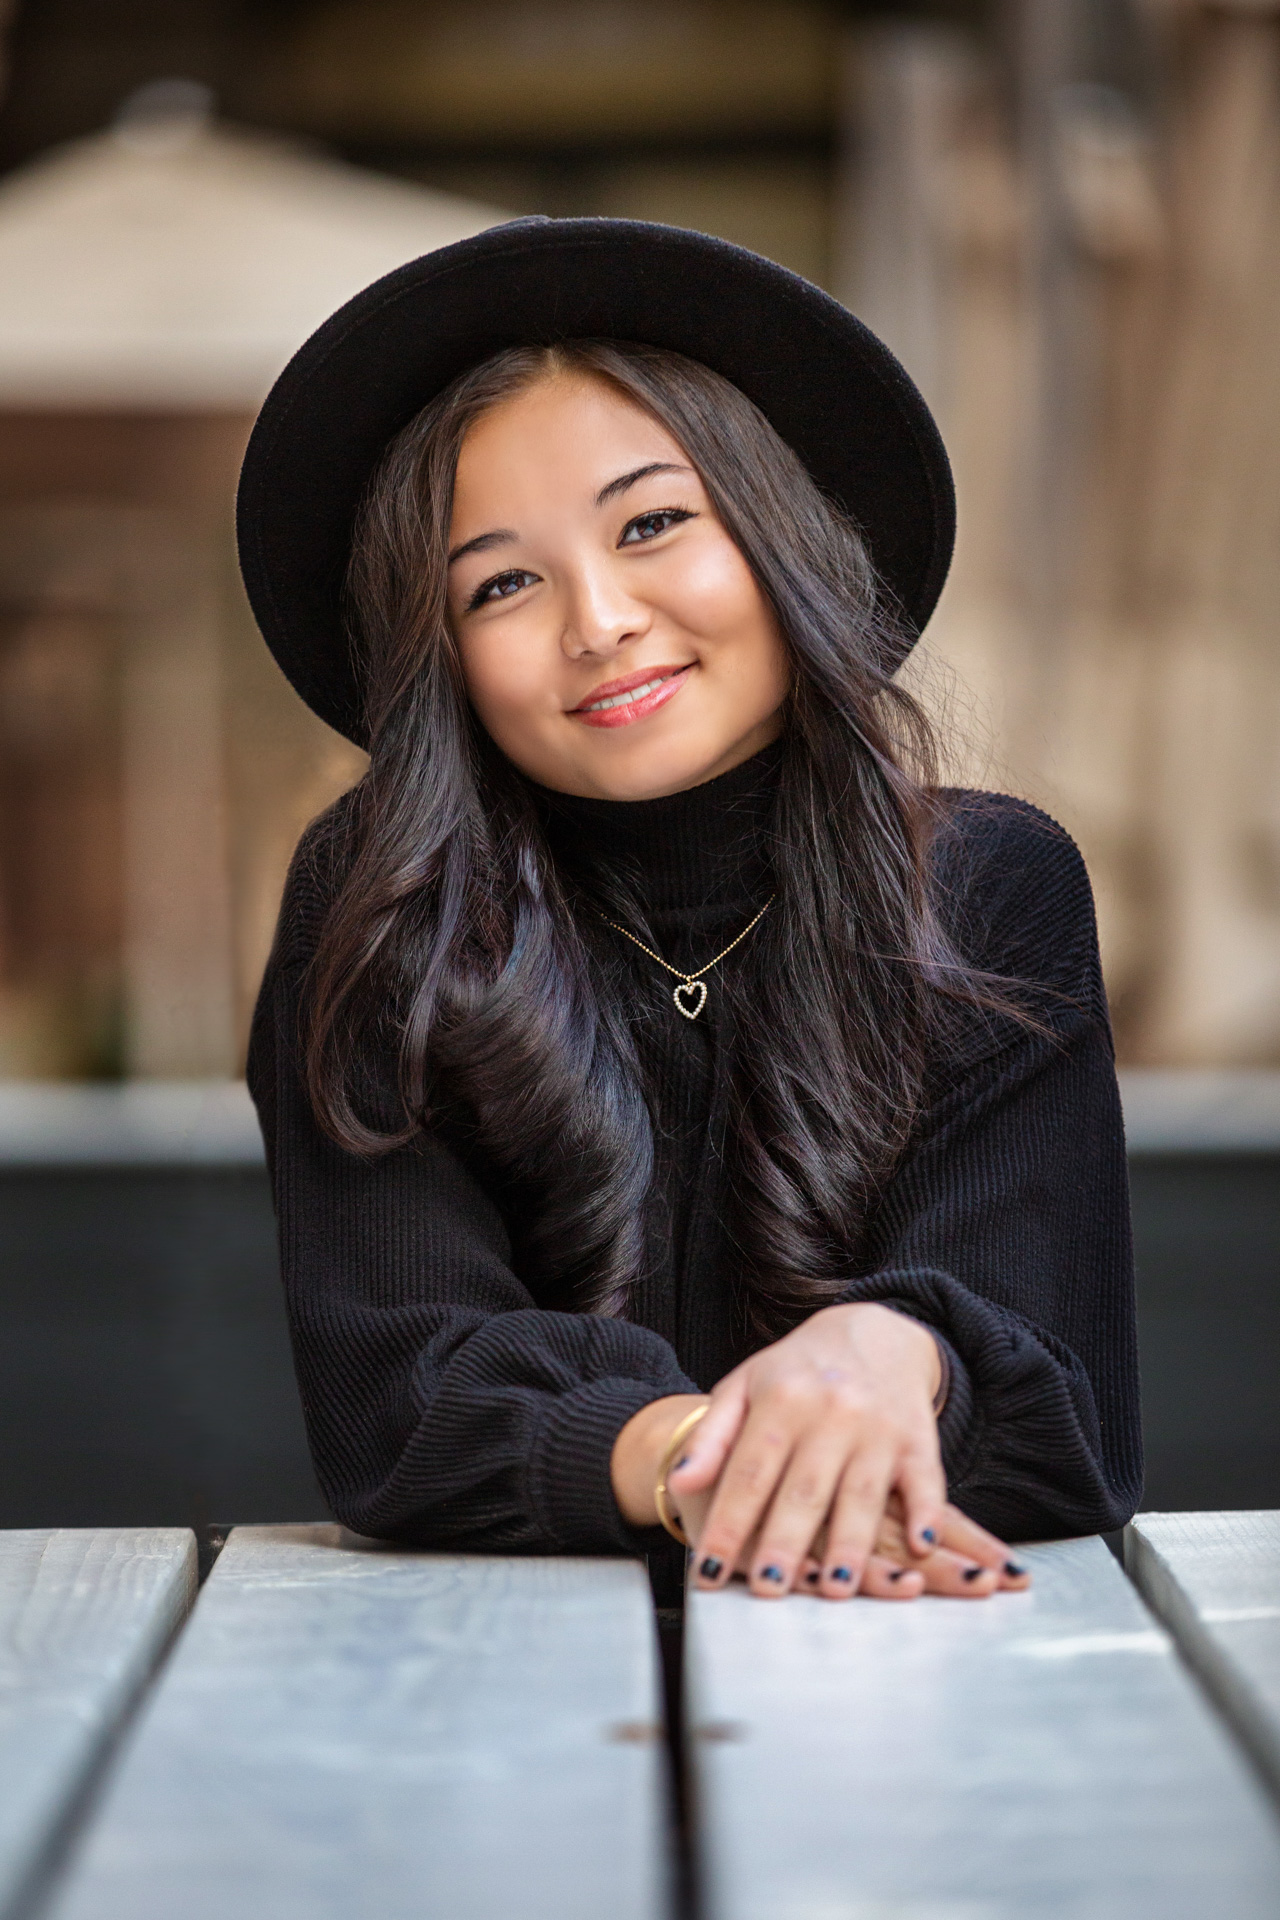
[667,1375,747,1493]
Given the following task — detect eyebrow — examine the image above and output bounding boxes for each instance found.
[446,462,695,567]
[594,461,694,507]
[447,527,517,566]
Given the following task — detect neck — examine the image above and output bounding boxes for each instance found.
[531,737,783,913]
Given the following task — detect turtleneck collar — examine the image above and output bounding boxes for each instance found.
[533,737,782,914]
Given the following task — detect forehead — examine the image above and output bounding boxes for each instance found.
[452,371,688,502]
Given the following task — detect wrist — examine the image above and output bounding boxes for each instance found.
[611,1393,710,1527]
[929,1333,950,1415]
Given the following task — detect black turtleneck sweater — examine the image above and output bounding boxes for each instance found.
[247,747,1142,1572]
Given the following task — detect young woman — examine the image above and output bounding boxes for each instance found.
[239,220,1141,1605]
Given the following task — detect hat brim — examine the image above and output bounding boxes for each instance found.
[236,218,955,748]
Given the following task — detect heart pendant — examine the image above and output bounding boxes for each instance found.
[673,979,708,1020]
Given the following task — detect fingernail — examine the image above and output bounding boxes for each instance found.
[962,1564,986,1583]
[672,1455,691,1472]
[759,1564,785,1584]
[829,1566,853,1584]
[1004,1560,1027,1578]
[698,1556,723,1581]
[921,1527,937,1545]
[888,1567,905,1583]
[804,1569,820,1586]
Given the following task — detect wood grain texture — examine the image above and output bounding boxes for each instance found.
[1126,1509,1280,1807]
[0,1528,196,1920]
[685,1535,1280,1920]
[47,1525,667,1920]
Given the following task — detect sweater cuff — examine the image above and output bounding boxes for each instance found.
[529,1374,697,1555]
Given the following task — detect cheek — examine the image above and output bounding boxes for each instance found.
[669,544,788,693]
[667,539,774,651]
[456,621,549,726]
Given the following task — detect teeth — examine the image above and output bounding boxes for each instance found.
[583,676,668,713]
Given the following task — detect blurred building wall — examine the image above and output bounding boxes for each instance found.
[844,0,1280,1065]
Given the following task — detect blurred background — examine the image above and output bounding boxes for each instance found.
[0,0,1275,1533]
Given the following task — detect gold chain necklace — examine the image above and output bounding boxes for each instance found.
[598,896,775,1020]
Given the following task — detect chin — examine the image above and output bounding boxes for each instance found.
[576,734,757,802]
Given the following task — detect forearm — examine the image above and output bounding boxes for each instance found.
[254,968,701,1554]
[847,1012,1141,1538]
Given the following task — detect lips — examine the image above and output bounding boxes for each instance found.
[570,664,692,729]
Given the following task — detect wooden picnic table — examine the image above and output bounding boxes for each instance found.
[685,1530,1280,1918]
[44,1524,667,1920]
[0,1529,194,1920]
[8,1514,1278,1919]
[1127,1509,1280,1805]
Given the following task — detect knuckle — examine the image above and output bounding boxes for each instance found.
[841,1465,889,1505]
[783,1472,827,1510]
[768,1376,810,1415]
[826,1378,868,1416]
[727,1453,770,1493]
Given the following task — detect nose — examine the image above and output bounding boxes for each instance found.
[558,554,651,661]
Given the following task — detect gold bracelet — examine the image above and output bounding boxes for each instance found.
[653,1403,710,1545]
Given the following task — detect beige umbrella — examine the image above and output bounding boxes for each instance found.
[0,81,503,407]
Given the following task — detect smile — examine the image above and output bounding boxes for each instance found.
[571,665,692,729]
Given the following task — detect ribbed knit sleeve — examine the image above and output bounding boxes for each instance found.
[247,814,697,1555]
[840,794,1143,1540]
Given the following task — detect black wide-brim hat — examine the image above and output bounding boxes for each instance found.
[237,217,955,748]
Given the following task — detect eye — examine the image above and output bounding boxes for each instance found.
[619,507,695,546]
[466,568,538,612]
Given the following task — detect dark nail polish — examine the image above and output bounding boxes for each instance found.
[1004,1560,1027,1578]
[698,1556,723,1581]
[962,1564,986,1583]
[921,1528,937,1545]
[888,1567,905,1583]
[760,1564,785,1584]
[803,1570,819,1587]
[830,1566,853,1584]
[673,1455,691,1471]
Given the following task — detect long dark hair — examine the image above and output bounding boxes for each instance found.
[304,340,1006,1337]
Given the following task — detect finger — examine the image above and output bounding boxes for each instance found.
[692,1405,800,1588]
[858,1553,926,1601]
[870,1511,1028,1596]
[915,1545,1000,1598]
[668,1375,747,1495]
[933,1504,1032,1587]
[871,1503,911,1562]
[671,1486,712,1554]
[817,1447,897,1599]
[896,1435,948,1557]
[746,1438,850,1597]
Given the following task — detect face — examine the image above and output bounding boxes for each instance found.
[446,371,790,800]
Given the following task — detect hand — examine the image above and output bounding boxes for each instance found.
[794,1499,1032,1599]
[668,1302,947,1599]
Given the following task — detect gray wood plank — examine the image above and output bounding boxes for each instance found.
[685,1536,1280,1920]
[1126,1509,1280,1806]
[0,1528,196,1920]
[47,1524,668,1920]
